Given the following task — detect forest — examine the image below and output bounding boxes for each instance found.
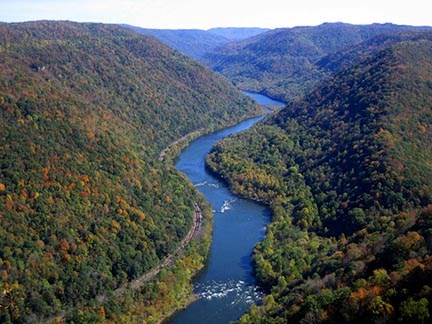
[2,19,432,324]
[123,25,269,61]
[0,21,259,323]
[207,32,432,323]
[204,23,432,103]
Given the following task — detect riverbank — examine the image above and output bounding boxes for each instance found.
[159,129,205,162]
[96,204,204,304]
[106,194,213,324]
[158,107,264,165]
[242,91,286,111]
[42,93,277,324]
[167,115,273,323]
[131,93,279,324]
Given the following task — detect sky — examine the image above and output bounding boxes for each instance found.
[0,0,431,30]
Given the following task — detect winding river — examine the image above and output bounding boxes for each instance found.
[167,93,285,324]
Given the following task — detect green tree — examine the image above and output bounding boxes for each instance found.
[399,298,430,323]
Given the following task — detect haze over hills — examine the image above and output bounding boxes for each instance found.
[206,27,270,40]
[203,22,432,102]
[122,25,269,61]
[207,31,432,323]
[121,25,228,61]
[0,20,257,322]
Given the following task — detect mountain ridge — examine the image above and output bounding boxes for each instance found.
[203,22,432,102]
[122,24,269,60]
[206,31,432,323]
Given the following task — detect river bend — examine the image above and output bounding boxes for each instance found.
[168,92,284,323]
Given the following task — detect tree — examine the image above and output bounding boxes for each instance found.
[399,297,430,323]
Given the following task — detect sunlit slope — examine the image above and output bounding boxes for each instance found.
[0,21,256,322]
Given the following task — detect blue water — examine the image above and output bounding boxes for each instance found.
[242,91,286,108]
[168,94,284,324]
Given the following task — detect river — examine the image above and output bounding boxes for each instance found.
[167,92,285,324]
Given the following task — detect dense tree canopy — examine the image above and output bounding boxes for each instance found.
[122,26,269,61]
[0,21,258,322]
[204,23,432,102]
[207,32,432,323]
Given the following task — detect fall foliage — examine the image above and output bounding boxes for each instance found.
[208,32,432,323]
[0,21,256,322]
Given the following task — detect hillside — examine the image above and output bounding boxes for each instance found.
[204,22,431,102]
[122,25,229,60]
[206,33,432,323]
[122,25,269,61]
[0,21,257,323]
[207,27,270,40]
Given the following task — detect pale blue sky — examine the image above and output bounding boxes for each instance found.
[0,0,431,29]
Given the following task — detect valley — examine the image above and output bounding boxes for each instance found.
[1,19,432,324]
[168,93,283,324]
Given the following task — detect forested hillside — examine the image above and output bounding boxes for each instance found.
[204,23,431,102]
[207,33,432,323]
[0,21,257,323]
[122,25,269,61]
[122,25,229,60]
